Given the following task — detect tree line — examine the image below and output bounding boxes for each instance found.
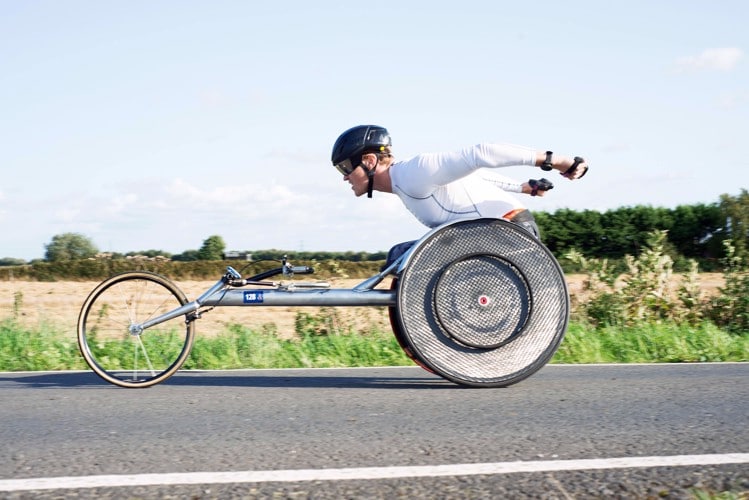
[1,190,746,269]
[536,190,747,270]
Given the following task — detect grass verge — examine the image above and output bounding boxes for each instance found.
[0,318,747,372]
[553,322,749,364]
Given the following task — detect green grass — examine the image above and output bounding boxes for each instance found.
[552,322,748,364]
[689,488,748,500]
[183,324,412,370]
[0,320,87,371]
[0,317,747,372]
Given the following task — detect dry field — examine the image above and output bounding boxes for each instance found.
[0,277,394,340]
[0,274,725,341]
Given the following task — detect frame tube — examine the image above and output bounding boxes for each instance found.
[202,288,396,307]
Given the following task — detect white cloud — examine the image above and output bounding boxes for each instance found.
[198,89,228,107]
[54,206,82,223]
[601,142,632,153]
[164,178,303,211]
[106,192,140,215]
[675,47,743,72]
[716,90,748,110]
[263,148,322,164]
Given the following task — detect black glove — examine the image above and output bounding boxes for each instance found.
[529,178,554,196]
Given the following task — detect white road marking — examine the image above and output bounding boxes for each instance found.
[1,453,747,492]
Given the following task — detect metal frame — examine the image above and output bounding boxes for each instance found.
[132,253,406,334]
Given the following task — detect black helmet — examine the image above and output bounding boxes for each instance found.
[331,125,391,175]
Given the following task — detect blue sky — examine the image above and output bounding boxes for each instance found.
[1,1,746,260]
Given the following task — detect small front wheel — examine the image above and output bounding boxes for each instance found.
[77,272,195,388]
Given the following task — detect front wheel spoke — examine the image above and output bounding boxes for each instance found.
[134,335,157,377]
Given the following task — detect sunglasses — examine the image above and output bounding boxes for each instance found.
[334,158,359,176]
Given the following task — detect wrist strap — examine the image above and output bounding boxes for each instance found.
[541,151,553,171]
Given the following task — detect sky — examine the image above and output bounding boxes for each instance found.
[1,1,747,261]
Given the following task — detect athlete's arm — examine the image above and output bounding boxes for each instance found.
[400,143,536,196]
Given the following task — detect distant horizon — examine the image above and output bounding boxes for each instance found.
[4,193,738,263]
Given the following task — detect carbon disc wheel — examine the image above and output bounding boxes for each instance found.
[395,218,569,387]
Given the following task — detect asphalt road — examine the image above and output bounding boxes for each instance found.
[0,364,747,498]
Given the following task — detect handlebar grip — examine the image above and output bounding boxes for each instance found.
[290,266,314,274]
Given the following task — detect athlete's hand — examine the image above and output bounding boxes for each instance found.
[524,178,554,196]
[561,157,589,180]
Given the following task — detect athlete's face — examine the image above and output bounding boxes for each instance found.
[342,153,376,197]
[343,165,369,197]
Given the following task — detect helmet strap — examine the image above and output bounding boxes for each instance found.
[361,155,379,199]
[366,169,375,198]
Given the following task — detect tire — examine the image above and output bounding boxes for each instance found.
[394,218,569,388]
[77,271,195,388]
[388,278,435,374]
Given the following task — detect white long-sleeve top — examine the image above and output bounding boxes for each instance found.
[389,143,536,228]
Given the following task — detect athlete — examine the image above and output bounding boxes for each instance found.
[330,124,589,264]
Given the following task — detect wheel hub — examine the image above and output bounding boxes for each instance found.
[434,255,530,349]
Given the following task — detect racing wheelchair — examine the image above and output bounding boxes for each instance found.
[77,217,569,388]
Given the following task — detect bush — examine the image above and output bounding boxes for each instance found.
[706,240,749,334]
[567,231,706,327]
[567,231,749,335]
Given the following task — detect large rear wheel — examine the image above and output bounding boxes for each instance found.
[77,272,195,388]
[394,218,569,387]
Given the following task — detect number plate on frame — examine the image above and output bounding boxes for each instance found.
[243,291,264,304]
